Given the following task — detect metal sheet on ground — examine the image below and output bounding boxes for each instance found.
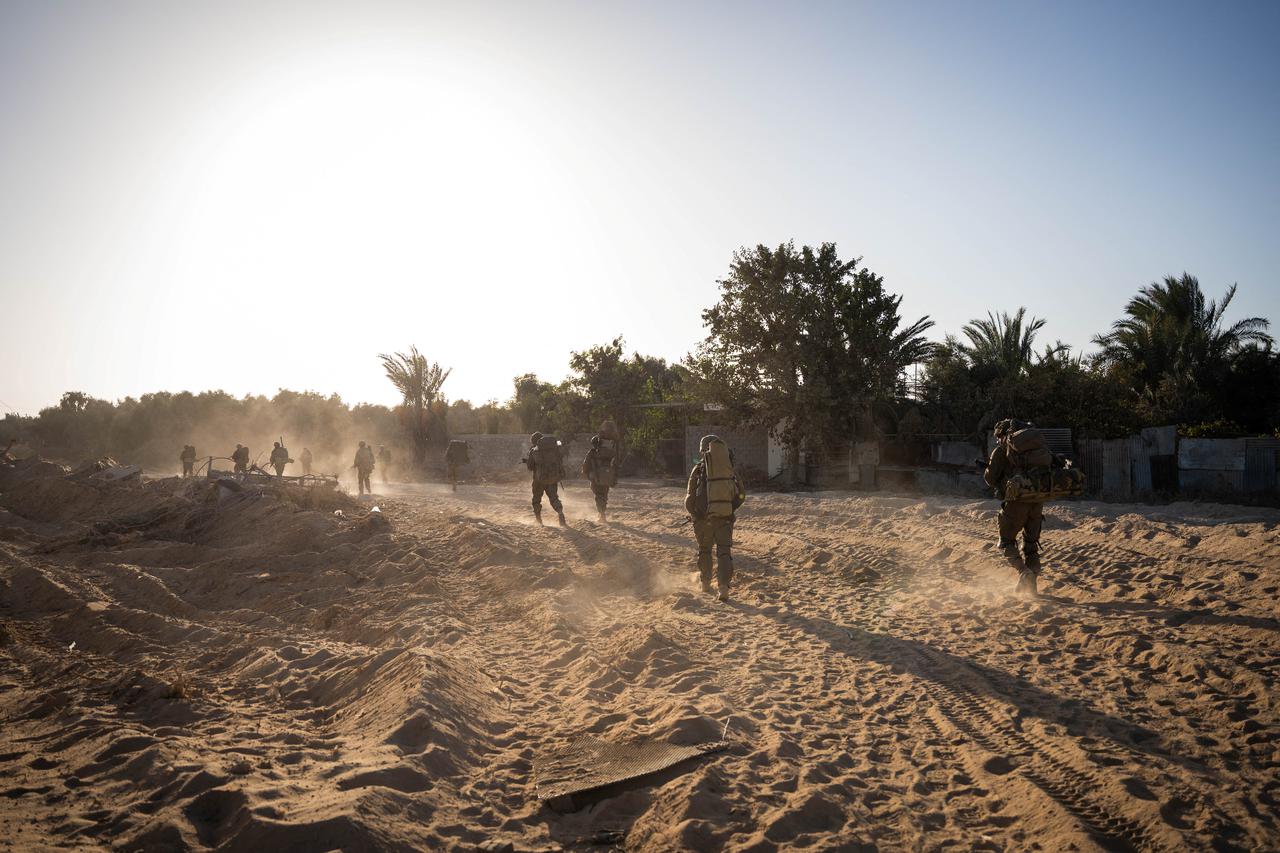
[534,737,726,801]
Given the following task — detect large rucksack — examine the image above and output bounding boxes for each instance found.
[1001,427,1085,501]
[702,437,739,519]
[445,440,470,465]
[592,433,619,487]
[532,435,565,485]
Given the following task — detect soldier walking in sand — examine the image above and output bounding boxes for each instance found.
[581,432,619,523]
[982,418,1074,597]
[444,440,469,492]
[524,432,567,527]
[354,441,376,496]
[270,441,290,477]
[179,444,196,477]
[377,445,391,484]
[686,434,745,602]
[231,444,250,476]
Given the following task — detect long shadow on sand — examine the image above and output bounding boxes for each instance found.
[726,600,1204,773]
[1047,597,1280,632]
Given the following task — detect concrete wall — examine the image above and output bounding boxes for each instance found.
[684,426,770,482]
[438,433,594,480]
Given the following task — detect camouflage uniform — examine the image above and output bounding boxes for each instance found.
[984,421,1047,594]
[686,436,746,600]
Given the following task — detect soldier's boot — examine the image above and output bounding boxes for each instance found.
[533,506,544,526]
[557,512,568,527]
[598,510,607,523]
[1017,571,1039,597]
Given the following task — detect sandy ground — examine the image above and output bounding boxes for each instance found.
[0,466,1277,852]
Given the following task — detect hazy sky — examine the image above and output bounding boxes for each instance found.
[2,0,1277,415]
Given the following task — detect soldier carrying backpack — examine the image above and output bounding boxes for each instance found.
[524,432,567,527]
[581,424,620,522]
[686,434,745,601]
[982,418,1079,596]
[444,440,470,492]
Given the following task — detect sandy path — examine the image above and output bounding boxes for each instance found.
[1,477,1277,851]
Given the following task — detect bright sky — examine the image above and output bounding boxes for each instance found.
[2,1,1278,415]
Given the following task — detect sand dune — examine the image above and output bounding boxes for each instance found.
[1,463,1277,851]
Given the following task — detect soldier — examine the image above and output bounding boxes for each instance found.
[983,418,1059,597]
[232,444,249,476]
[179,444,196,478]
[580,434,618,522]
[377,445,392,484]
[444,440,469,492]
[269,441,290,477]
[354,440,376,496]
[686,435,745,602]
[300,447,313,476]
[524,431,567,527]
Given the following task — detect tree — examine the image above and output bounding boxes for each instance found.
[379,347,451,467]
[799,244,934,441]
[567,336,689,471]
[691,241,934,484]
[1092,274,1272,410]
[957,308,1056,378]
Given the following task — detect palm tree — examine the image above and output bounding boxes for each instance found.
[1092,274,1272,397]
[379,347,451,467]
[957,308,1052,375]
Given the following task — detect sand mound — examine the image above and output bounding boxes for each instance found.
[1,478,1277,850]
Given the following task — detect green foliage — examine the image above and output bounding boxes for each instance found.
[958,308,1059,378]
[1092,274,1273,419]
[1179,419,1245,438]
[689,242,933,478]
[379,346,451,466]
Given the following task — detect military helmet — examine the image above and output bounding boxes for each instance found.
[699,434,721,454]
[531,431,543,444]
[359,440,366,447]
[591,434,601,448]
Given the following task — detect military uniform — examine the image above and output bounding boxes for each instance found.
[354,443,375,495]
[984,419,1052,595]
[581,439,615,522]
[686,436,746,600]
[270,443,289,477]
[300,448,313,476]
[525,432,566,526]
[180,445,196,477]
[985,444,1044,554]
[232,445,249,475]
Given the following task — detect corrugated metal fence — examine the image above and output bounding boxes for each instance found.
[1077,428,1278,500]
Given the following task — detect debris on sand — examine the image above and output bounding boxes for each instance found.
[535,735,727,810]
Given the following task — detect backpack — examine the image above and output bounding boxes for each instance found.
[590,443,618,488]
[446,440,470,464]
[532,435,565,485]
[1000,427,1085,501]
[1005,428,1053,473]
[702,437,740,519]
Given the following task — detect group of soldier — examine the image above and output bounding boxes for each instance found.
[174,414,1061,600]
[178,440,392,496]
[521,424,746,602]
